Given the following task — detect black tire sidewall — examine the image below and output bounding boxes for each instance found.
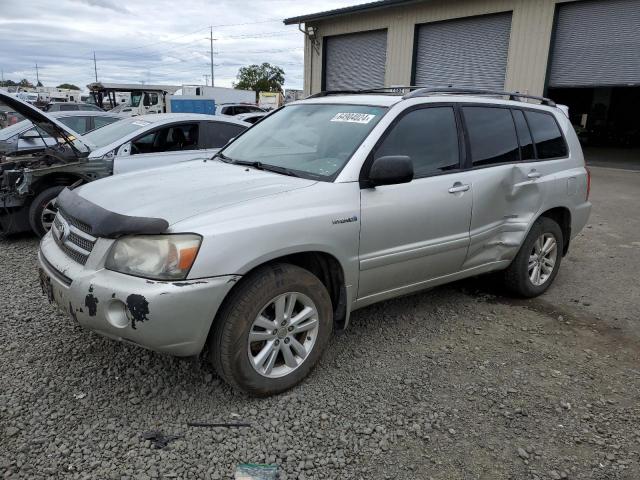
[509,217,564,297]
[28,186,65,237]
[212,263,333,396]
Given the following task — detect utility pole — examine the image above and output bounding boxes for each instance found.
[35,63,40,86]
[93,51,98,82]
[210,26,215,87]
[203,74,210,86]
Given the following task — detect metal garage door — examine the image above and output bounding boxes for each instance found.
[324,30,387,90]
[548,0,640,87]
[413,12,512,90]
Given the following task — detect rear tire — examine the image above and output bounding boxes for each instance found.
[28,185,65,237]
[211,263,333,396]
[502,217,563,298]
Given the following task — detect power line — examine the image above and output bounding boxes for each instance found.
[89,19,284,55]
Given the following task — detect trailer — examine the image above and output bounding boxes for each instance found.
[87,82,180,116]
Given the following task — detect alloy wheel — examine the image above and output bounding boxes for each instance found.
[528,233,558,286]
[41,199,58,232]
[247,292,319,378]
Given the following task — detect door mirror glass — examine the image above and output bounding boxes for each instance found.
[117,142,132,156]
[367,155,413,187]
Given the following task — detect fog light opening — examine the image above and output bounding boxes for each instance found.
[106,299,129,329]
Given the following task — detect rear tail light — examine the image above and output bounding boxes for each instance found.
[586,167,591,201]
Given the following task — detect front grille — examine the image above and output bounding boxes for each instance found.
[51,210,97,265]
[57,207,92,234]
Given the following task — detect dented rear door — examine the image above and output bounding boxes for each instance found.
[460,106,551,269]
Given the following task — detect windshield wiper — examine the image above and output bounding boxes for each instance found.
[210,151,233,163]
[232,160,302,178]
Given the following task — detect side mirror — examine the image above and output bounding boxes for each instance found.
[367,155,413,187]
[21,129,41,140]
[117,142,131,156]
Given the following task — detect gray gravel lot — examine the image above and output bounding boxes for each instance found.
[1,166,639,479]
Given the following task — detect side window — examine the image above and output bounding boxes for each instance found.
[93,116,120,130]
[203,122,246,148]
[374,107,459,177]
[59,116,89,134]
[149,93,159,106]
[511,109,534,161]
[131,123,199,155]
[59,104,77,111]
[525,111,568,159]
[463,107,519,166]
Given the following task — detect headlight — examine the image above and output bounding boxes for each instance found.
[105,234,202,280]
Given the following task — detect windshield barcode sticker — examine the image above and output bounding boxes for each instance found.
[330,112,376,124]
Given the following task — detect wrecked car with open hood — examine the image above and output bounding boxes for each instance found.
[0,92,248,236]
[37,88,591,396]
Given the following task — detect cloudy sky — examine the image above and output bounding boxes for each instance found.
[0,0,362,91]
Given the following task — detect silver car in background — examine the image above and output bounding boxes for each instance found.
[37,88,591,396]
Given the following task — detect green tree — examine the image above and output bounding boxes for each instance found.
[234,63,284,98]
[18,79,33,88]
[57,83,80,90]
[0,79,17,87]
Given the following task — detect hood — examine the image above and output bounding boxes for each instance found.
[0,91,90,155]
[76,160,317,226]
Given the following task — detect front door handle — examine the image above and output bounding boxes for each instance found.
[528,170,542,179]
[448,182,470,194]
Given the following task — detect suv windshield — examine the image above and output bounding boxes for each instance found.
[81,118,152,148]
[221,104,387,180]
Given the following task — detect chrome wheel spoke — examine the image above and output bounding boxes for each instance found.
[541,237,556,256]
[281,343,298,368]
[292,317,318,335]
[249,330,275,342]
[284,293,297,320]
[253,314,276,330]
[253,340,279,374]
[290,306,314,327]
[289,337,307,358]
[274,295,286,323]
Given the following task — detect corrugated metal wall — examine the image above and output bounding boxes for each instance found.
[413,12,513,89]
[303,0,580,96]
[324,30,388,90]
[549,0,640,87]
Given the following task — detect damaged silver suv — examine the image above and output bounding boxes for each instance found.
[38,88,591,396]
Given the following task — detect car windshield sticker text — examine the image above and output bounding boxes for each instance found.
[330,113,376,124]
[132,120,151,127]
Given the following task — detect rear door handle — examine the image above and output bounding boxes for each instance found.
[528,170,542,179]
[448,183,470,193]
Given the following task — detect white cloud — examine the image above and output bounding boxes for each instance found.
[0,0,361,91]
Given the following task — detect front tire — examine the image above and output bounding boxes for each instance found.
[28,186,65,237]
[502,217,563,298]
[211,263,333,396]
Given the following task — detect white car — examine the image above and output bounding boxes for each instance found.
[79,113,249,174]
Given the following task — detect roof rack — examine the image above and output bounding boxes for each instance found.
[402,87,556,106]
[306,86,422,98]
[306,86,556,107]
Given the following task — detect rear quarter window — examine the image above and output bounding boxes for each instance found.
[525,111,568,159]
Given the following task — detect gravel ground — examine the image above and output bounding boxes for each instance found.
[1,166,639,479]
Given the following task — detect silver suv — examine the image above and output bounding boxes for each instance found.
[38,88,592,396]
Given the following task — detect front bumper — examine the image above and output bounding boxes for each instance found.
[38,233,238,357]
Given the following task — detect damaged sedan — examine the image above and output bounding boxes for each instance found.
[0,92,248,236]
[37,88,591,396]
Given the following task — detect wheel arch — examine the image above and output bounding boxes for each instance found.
[31,172,86,195]
[537,206,572,256]
[210,250,349,345]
